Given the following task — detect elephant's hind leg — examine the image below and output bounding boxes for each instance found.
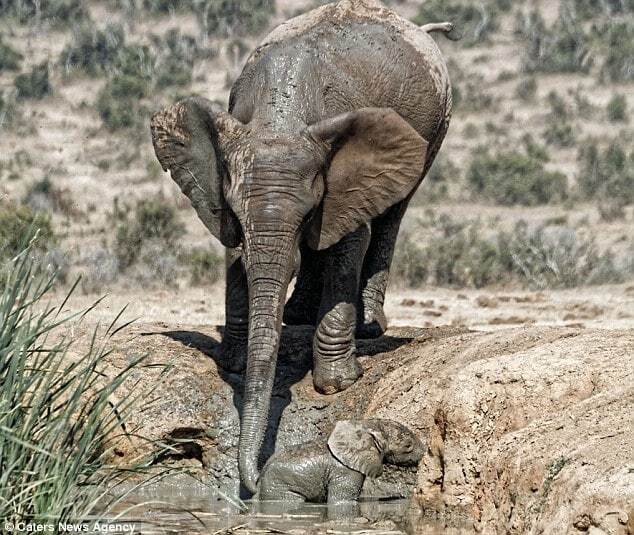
[284,242,324,326]
[356,200,408,339]
[218,248,249,373]
[313,225,370,394]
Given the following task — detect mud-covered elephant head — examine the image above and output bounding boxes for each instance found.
[150,97,428,493]
[328,419,425,477]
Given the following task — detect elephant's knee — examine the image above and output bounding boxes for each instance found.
[315,303,355,360]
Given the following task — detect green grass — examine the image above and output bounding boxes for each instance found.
[0,233,166,523]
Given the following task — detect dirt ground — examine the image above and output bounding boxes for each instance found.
[59,279,634,333]
[63,286,634,535]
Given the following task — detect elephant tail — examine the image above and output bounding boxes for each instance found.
[420,22,462,41]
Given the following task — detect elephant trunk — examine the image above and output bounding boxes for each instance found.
[238,222,297,494]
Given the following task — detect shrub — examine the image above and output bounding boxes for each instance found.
[577,140,634,205]
[392,214,629,289]
[519,8,591,74]
[79,245,120,294]
[571,0,634,19]
[197,0,275,37]
[499,221,625,288]
[467,148,568,205]
[185,247,223,285]
[412,0,498,46]
[0,0,89,25]
[0,35,22,71]
[153,30,196,89]
[456,80,494,113]
[515,77,537,101]
[546,91,570,120]
[59,24,126,75]
[522,134,550,162]
[14,61,51,99]
[0,203,56,261]
[114,197,185,268]
[96,74,148,130]
[23,177,75,215]
[606,94,628,122]
[543,122,576,147]
[599,21,634,82]
[0,90,17,129]
[142,0,196,12]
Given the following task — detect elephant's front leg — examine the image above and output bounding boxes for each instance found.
[313,225,370,394]
[357,199,407,339]
[283,241,324,326]
[218,247,249,373]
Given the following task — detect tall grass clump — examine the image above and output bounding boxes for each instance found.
[0,233,160,524]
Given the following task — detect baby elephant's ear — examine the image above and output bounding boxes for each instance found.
[328,420,386,478]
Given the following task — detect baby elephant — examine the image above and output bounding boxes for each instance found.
[257,419,424,503]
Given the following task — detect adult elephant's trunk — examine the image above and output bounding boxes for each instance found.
[238,222,297,494]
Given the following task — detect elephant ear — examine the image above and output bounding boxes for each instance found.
[150,97,242,248]
[306,108,428,250]
[327,420,386,478]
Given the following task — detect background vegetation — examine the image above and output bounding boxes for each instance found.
[0,0,632,291]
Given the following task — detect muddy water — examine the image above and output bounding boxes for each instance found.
[106,479,473,534]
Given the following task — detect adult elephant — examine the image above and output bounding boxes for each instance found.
[151,0,454,494]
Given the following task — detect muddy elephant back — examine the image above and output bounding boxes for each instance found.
[245,0,450,144]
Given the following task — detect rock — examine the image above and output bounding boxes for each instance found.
[91,323,633,533]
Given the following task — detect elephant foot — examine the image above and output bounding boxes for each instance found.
[313,353,363,395]
[217,334,247,373]
[356,305,387,339]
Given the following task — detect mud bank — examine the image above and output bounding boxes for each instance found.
[102,324,633,534]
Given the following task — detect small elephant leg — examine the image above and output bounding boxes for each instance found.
[356,199,408,339]
[327,470,365,505]
[313,225,370,394]
[283,241,324,326]
[218,247,249,373]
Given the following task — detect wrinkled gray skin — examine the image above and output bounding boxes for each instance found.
[150,0,452,494]
[257,419,424,503]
